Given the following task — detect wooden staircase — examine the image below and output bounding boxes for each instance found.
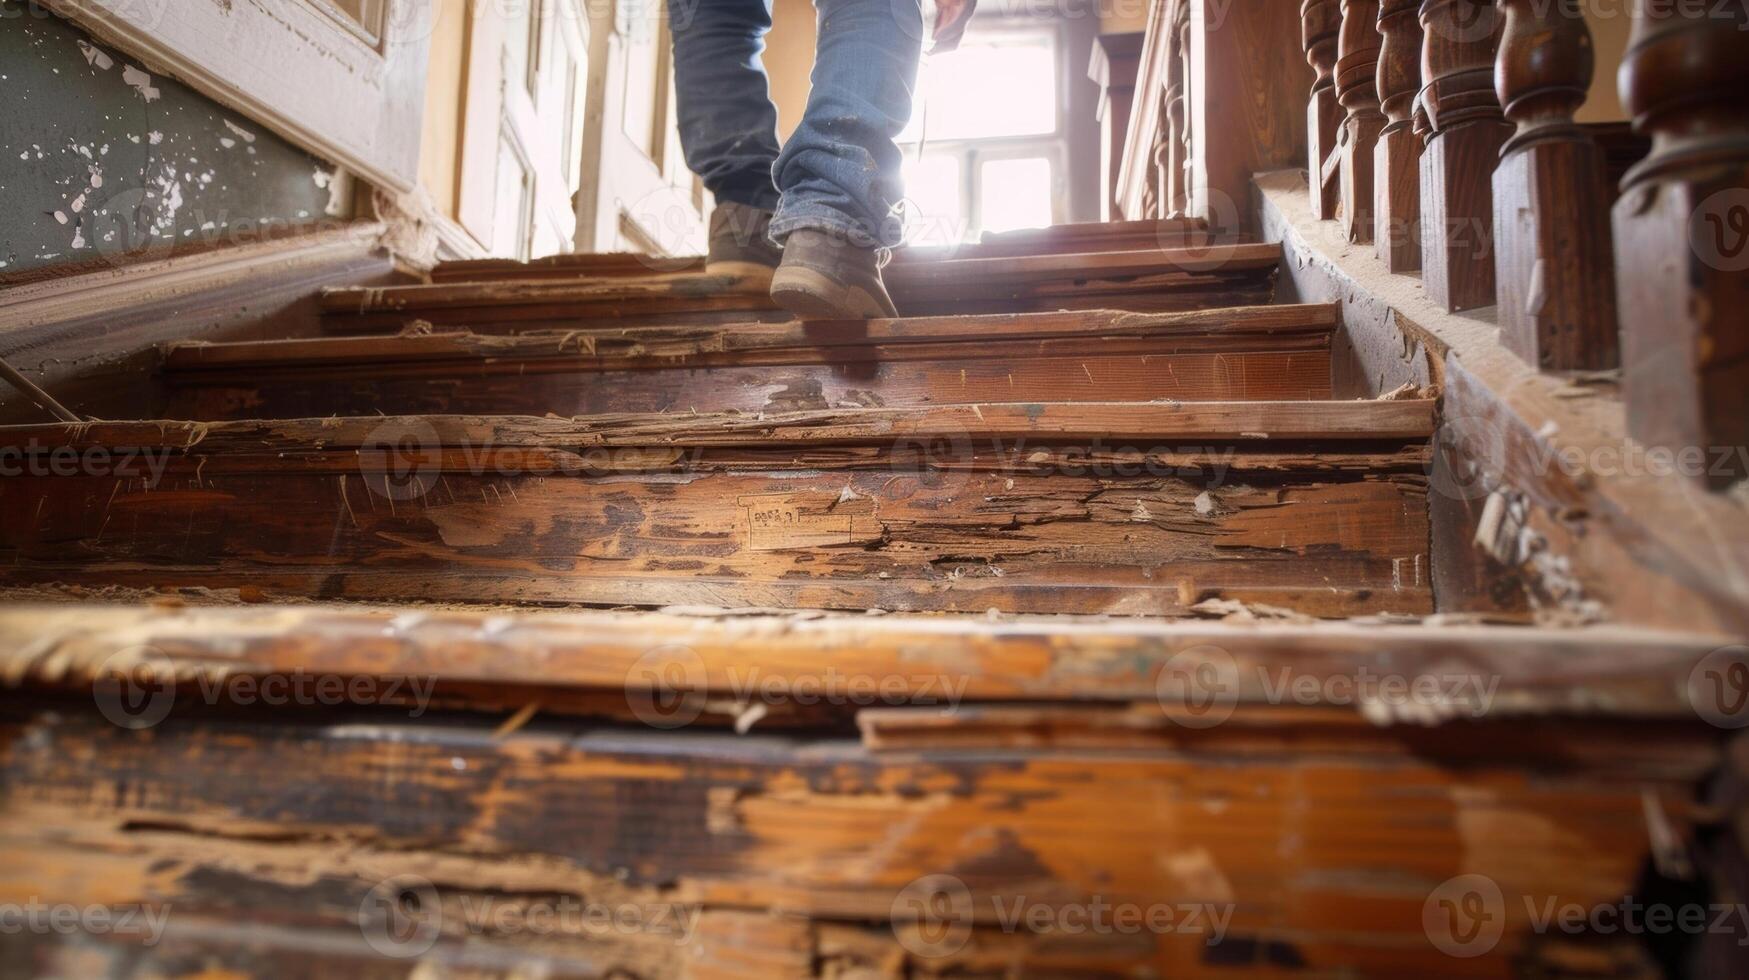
[0,219,1728,977]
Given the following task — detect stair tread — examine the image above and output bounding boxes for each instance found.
[425,217,1219,283]
[323,244,1282,331]
[4,399,1435,447]
[0,601,1721,721]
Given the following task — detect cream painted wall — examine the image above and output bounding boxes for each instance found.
[1577,6,1630,124]
[767,0,818,140]
[417,0,469,220]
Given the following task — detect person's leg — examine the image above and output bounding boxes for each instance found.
[767,0,922,317]
[768,0,922,248]
[667,0,786,276]
[667,0,783,212]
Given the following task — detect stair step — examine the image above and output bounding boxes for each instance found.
[424,217,1217,284]
[0,401,1434,616]
[322,244,1283,334]
[162,304,1337,420]
[0,627,1711,973]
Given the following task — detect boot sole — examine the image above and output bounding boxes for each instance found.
[769,265,896,320]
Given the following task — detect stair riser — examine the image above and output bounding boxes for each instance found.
[165,348,1332,420]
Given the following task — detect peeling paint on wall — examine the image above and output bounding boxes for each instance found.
[0,2,337,277]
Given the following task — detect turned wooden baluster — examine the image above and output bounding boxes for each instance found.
[1303,0,1344,220]
[1614,0,1749,486]
[1374,0,1423,270]
[1492,0,1617,370]
[1418,0,1510,311]
[1172,0,1194,217]
[1336,0,1387,243]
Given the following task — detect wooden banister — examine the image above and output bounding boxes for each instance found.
[1418,0,1510,311]
[1337,0,1387,244]
[1303,0,1344,221]
[1374,0,1423,270]
[1492,0,1619,370]
[1614,0,1749,486]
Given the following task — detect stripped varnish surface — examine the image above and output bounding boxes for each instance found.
[162,305,1338,418]
[0,403,1435,615]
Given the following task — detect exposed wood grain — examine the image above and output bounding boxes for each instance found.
[161,306,1339,419]
[1337,0,1387,244]
[0,707,1712,968]
[1304,0,1345,220]
[0,404,1435,616]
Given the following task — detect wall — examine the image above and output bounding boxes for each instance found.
[418,0,470,219]
[1577,6,1630,124]
[768,0,817,140]
[0,3,340,280]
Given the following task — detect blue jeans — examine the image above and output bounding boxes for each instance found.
[667,0,922,248]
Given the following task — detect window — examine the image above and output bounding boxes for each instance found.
[897,19,1069,246]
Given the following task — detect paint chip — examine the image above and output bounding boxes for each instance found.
[77,41,114,71]
[121,64,161,102]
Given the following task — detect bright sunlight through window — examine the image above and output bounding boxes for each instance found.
[898,23,1064,247]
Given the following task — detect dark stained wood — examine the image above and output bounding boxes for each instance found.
[891,217,1212,262]
[161,306,1339,420]
[1196,1,1313,236]
[323,246,1283,333]
[1337,0,1387,244]
[0,706,1714,975]
[0,404,1436,617]
[1304,0,1345,221]
[0,604,1727,722]
[1418,0,1511,312]
[1613,0,1749,488]
[1374,0,1424,270]
[1492,0,1620,371]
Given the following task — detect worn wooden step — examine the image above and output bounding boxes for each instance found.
[321,244,1283,334]
[161,305,1337,420]
[0,693,1710,975]
[0,401,1435,616]
[425,217,1218,284]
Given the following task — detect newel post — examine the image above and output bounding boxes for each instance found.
[1418,0,1510,311]
[1614,0,1749,486]
[1492,0,1618,371]
[1303,0,1344,220]
[1337,0,1387,244]
[1375,0,1424,270]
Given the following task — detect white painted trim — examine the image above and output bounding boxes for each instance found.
[43,0,434,193]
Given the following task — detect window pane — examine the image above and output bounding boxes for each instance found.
[978,157,1052,235]
[898,35,1057,143]
[900,153,966,246]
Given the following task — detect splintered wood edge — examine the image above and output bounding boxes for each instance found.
[0,603,1728,720]
[0,401,1438,450]
[160,304,1341,371]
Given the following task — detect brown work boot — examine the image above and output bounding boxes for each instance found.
[769,228,899,320]
[706,201,784,283]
